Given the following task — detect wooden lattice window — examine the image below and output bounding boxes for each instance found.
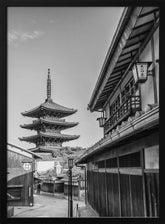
[121,78,137,103]
[110,94,120,116]
[106,158,118,168]
[97,160,105,169]
[119,151,141,168]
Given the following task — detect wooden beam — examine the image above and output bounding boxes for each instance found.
[113,62,130,72]
[120,49,137,57]
[117,55,132,64]
[133,20,154,30]
[124,41,141,50]
[129,29,150,40]
[139,8,159,18]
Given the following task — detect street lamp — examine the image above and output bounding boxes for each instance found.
[132,62,152,84]
[68,157,74,218]
[68,157,74,169]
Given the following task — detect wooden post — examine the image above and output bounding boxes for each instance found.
[151,36,158,104]
[105,160,108,216]
[129,175,133,216]
[84,166,87,205]
[69,168,73,217]
[31,160,34,206]
[141,149,147,217]
[53,180,55,196]
[117,156,122,217]
[78,179,80,201]
[68,179,70,217]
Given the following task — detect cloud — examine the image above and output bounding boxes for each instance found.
[8,30,45,45]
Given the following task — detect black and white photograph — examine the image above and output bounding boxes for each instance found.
[2,3,160,220]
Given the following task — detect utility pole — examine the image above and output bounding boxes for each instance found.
[68,157,73,218]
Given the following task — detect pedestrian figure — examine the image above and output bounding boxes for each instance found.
[37,183,41,194]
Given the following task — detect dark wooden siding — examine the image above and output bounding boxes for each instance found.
[130,175,144,216]
[8,172,33,206]
[145,172,159,217]
[106,172,120,216]
[93,172,98,212]
[120,174,131,216]
[87,169,149,217]
[86,131,159,217]
[7,150,33,206]
[98,172,107,216]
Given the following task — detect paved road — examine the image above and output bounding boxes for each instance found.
[13,192,85,218]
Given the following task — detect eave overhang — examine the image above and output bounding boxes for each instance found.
[22,100,77,118]
[20,118,79,130]
[88,6,159,112]
[76,106,159,164]
[29,146,63,153]
[19,131,80,143]
[7,143,42,159]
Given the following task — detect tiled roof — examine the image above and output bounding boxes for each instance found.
[20,118,78,130]
[7,143,42,159]
[34,153,54,161]
[29,145,63,153]
[22,99,77,118]
[19,132,80,143]
[35,153,64,162]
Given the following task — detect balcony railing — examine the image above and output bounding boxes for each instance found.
[104,95,141,134]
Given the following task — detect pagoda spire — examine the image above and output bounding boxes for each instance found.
[47,68,51,101]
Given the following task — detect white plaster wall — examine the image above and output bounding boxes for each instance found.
[105,103,110,119]
[144,145,159,169]
[139,27,159,111]
[37,161,55,172]
[140,40,154,111]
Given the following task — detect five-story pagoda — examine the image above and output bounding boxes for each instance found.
[19,69,79,155]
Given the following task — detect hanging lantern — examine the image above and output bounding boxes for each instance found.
[132,62,151,83]
[97,117,106,127]
[22,159,32,171]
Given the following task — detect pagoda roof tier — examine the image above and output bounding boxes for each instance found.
[20,118,79,130]
[28,146,63,153]
[19,131,80,144]
[21,99,77,118]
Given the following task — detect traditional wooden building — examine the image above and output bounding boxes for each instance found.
[76,7,159,217]
[7,143,41,207]
[19,69,79,158]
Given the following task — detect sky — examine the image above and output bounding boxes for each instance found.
[8,7,124,150]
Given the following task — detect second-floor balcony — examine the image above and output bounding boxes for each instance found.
[104,95,141,135]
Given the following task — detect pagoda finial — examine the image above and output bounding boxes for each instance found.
[47,68,51,100]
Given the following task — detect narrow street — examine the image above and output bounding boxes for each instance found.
[13,192,85,218]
